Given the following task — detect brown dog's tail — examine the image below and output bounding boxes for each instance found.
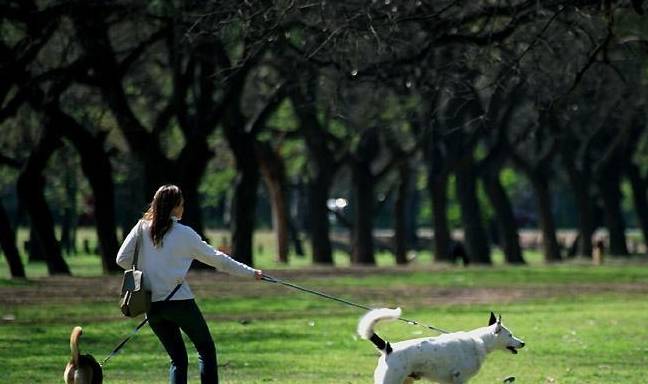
[70,326,83,366]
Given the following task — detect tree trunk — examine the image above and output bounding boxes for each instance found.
[290,75,335,265]
[229,165,259,266]
[455,157,491,264]
[530,175,562,262]
[51,106,120,272]
[563,162,594,257]
[27,225,44,262]
[627,164,648,253]
[223,96,259,267]
[60,145,77,255]
[0,202,25,278]
[351,161,376,265]
[257,142,290,263]
[16,128,70,275]
[406,187,420,251]
[91,176,121,273]
[351,127,381,265]
[308,172,334,264]
[288,216,305,257]
[177,139,215,240]
[482,167,524,264]
[288,182,306,257]
[221,118,258,266]
[432,183,451,263]
[94,68,171,200]
[119,158,146,241]
[179,177,206,238]
[72,11,171,198]
[429,173,452,263]
[423,126,454,263]
[596,167,629,256]
[393,162,410,265]
[73,12,223,241]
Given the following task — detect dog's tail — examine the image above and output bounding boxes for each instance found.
[357,307,401,354]
[70,326,82,366]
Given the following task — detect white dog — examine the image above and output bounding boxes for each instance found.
[357,308,525,384]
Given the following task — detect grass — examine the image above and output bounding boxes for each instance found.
[1,263,648,383]
[1,229,648,382]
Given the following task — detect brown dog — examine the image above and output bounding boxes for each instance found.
[63,326,103,384]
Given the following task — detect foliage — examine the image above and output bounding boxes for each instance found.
[1,0,648,271]
[200,168,236,211]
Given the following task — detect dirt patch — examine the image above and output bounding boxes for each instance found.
[2,267,648,308]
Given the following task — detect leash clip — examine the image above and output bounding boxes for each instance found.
[261,274,279,283]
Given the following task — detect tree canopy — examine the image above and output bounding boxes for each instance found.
[1,0,647,276]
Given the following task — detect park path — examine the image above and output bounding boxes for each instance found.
[2,267,648,307]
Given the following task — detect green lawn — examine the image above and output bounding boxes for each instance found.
[2,228,648,382]
[0,228,554,280]
[1,260,648,383]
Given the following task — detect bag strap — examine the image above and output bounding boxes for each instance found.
[131,221,143,269]
[101,282,183,367]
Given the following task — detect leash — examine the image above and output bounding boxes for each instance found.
[261,274,449,334]
[100,283,183,367]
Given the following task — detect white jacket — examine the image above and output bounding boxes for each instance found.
[116,218,257,302]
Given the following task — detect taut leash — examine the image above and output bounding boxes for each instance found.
[261,274,449,334]
[100,283,183,367]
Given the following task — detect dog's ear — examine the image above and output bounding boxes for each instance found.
[488,312,497,326]
[495,314,503,333]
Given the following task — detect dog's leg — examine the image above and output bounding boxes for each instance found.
[75,366,93,384]
[451,370,466,384]
[64,364,74,384]
[382,370,409,384]
[374,363,409,384]
[373,360,388,384]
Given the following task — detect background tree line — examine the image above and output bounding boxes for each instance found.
[1,0,647,278]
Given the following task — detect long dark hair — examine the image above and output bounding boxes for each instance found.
[143,185,183,247]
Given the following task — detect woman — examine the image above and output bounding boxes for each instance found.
[116,185,262,384]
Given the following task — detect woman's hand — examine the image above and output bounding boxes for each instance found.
[255,270,264,280]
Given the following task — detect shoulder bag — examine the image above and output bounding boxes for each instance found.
[119,222,152,317]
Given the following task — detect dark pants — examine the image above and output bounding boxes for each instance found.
[147,299,218,384]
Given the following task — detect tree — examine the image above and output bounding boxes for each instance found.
[288,68,344,264]
[256,140,291,263]
[509,112,562,263]
[0,155,25,278]
[478,80,526,264]
[222,72,287,265]
[16,126,70,275]
[69,3,224,238]
[382,122,420,265]
[0,201,24,278]
[44,102,120,272]
[348,127,381,265]
[418,78,493,265]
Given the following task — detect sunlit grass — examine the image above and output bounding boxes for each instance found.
[1,275,647,383]
[2,228,648,382]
